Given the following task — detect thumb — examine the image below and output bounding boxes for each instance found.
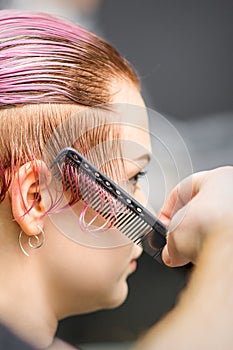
[161,204,197,267]
[159,171,208,226]
[162,244,172,265]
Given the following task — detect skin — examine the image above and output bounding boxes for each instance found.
[159,166,233,266]
[133,166,233,350]
[0,79,151,348]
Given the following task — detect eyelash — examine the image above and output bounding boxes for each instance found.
[130,170,147,187]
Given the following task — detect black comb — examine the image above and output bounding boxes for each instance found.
[50,147,167,262]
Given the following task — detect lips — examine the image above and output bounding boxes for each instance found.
[130,252,142,270]
[130,259,137,271]
[132,250,143,262]
[128,247,142,273]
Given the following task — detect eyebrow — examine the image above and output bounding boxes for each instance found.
[132,153,151,167]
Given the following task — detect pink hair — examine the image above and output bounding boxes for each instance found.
[0,10,138,210]
[0,10,138,107]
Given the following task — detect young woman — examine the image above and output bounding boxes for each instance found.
[0,9,151,349]
[2,9,233,350]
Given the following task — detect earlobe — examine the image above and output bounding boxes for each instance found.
[10,161,48,236]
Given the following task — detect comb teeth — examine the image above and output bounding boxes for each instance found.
[50,148,168,261]
[78,175,153,243]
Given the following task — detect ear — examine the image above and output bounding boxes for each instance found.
[10,160,50,236]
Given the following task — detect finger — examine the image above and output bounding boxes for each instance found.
[162,198,203,267]
[161,205,192,267]
[161,244,171,265]
[162,243,190,267]
[158,171,208,225]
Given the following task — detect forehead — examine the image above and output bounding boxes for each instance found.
[111,79,145,106]
[111,80,151,146]
[109,80,151,172]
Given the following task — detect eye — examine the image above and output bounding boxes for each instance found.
[129,170,147,189]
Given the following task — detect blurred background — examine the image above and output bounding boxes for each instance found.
[1,1,232,349]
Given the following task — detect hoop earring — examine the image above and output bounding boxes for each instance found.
[19,225,45,257]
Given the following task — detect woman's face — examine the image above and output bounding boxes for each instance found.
[41,80,151,318]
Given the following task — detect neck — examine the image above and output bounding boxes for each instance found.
[0,254,58,348]
[0,199,58,348]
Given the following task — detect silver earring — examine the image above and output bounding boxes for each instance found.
[19,225,45,257]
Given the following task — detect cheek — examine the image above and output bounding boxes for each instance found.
[78,245,133,282]
[60,244,134,309]
[85,247,134,306]
[69,244,134,304]
[44,217,136,307]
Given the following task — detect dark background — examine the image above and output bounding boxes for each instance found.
[98,0,233,120]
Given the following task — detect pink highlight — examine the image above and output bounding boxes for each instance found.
[0,10,88,41]
[0,10,109,107]
[0,9,138,215]
[48,161,119,232]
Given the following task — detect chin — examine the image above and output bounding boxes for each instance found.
[104,281,129,310]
